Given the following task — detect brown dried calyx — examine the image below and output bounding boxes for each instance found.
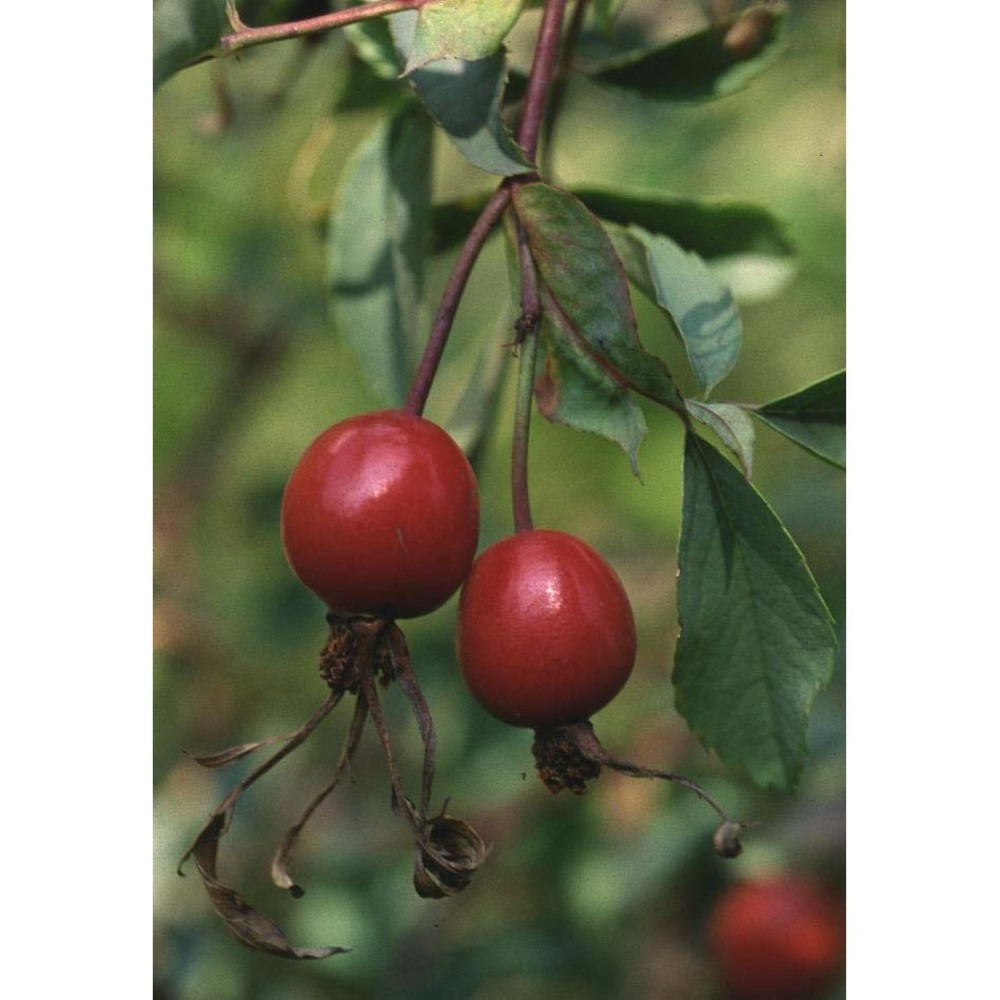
[178,612,486,959]
[413,813,491,899]
[531,721,757,860]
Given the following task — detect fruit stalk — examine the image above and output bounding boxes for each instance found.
[511,218,541,533]
[403,185,514,416]
[515,0,571,161]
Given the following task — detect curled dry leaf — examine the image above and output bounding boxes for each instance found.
[189,814,350,959]
[184,738,283,769]
[413,815,490,899]
[270,698,370,896]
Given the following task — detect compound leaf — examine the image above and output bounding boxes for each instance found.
[754,371,846,468]
[405,0,526,73]
[514,182,682,410]
[674,433,837,791]
[328,103,433,406]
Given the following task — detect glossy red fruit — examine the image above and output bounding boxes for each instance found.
[707,878,845,1000]
[457,530,636,728]
[281,410,479,619]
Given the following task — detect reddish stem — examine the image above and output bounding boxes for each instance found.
[515,0,570,159]
[403,0,569,416]
[402,184,514,415]
[511,217,541,532]
[219,0,423,56]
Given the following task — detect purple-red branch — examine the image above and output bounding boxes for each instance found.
[515,0,570,160]
[511,217,542,532]
[220,0,425,55]
[404,0,569,416]
[402,184,515,415]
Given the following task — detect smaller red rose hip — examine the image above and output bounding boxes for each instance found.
[456,529,636,729]
[707,877,845,1000]
[281,410,479,620]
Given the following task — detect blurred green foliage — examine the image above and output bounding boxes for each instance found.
[154,1,844,996]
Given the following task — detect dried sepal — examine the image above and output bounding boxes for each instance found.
[413,815,490,899]
[270,698,369,896]
[189,814,349,959]
[531,724,603,794]
[319,615,395,693]
[184,737,285,769]
[387,624,437,816]
[176,689,344,954]
[532,721,756,857]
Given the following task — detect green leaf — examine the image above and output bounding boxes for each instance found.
[535,304,648,477]
[405,0,526,73]
[390,11,532,175]
[343,14,405,81]
[674,433,837,791]
[513,183,683,409]
[611,227,742,397]
[328,103,433,406]
[584,5,786,102]
[754,371,846,469]
[576,186,797,303]
[685,401,755,479]
[153,0,227,89]
[592,0,627,36]
[572,187,795,261]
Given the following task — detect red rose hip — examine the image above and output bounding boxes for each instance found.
[281,410,479,619]
[457,530,636,728]
[707,877,845,1000]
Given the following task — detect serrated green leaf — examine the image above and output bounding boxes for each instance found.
[535,305,647,477]
[514,183,683,410]
[390,10,531,175]
[685,401,755,479]
[153,0,227,89]
[328,103,432,406]
[611,227,742,397]
[405,0,526,73]
[754,371,846,468]
[674,433,836,791]
[585,5,786,102]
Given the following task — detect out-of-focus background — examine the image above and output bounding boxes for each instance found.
[154,1,845,996]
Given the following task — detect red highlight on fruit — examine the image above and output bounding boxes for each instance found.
[281,410,479,619]
[457,529,636,728]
